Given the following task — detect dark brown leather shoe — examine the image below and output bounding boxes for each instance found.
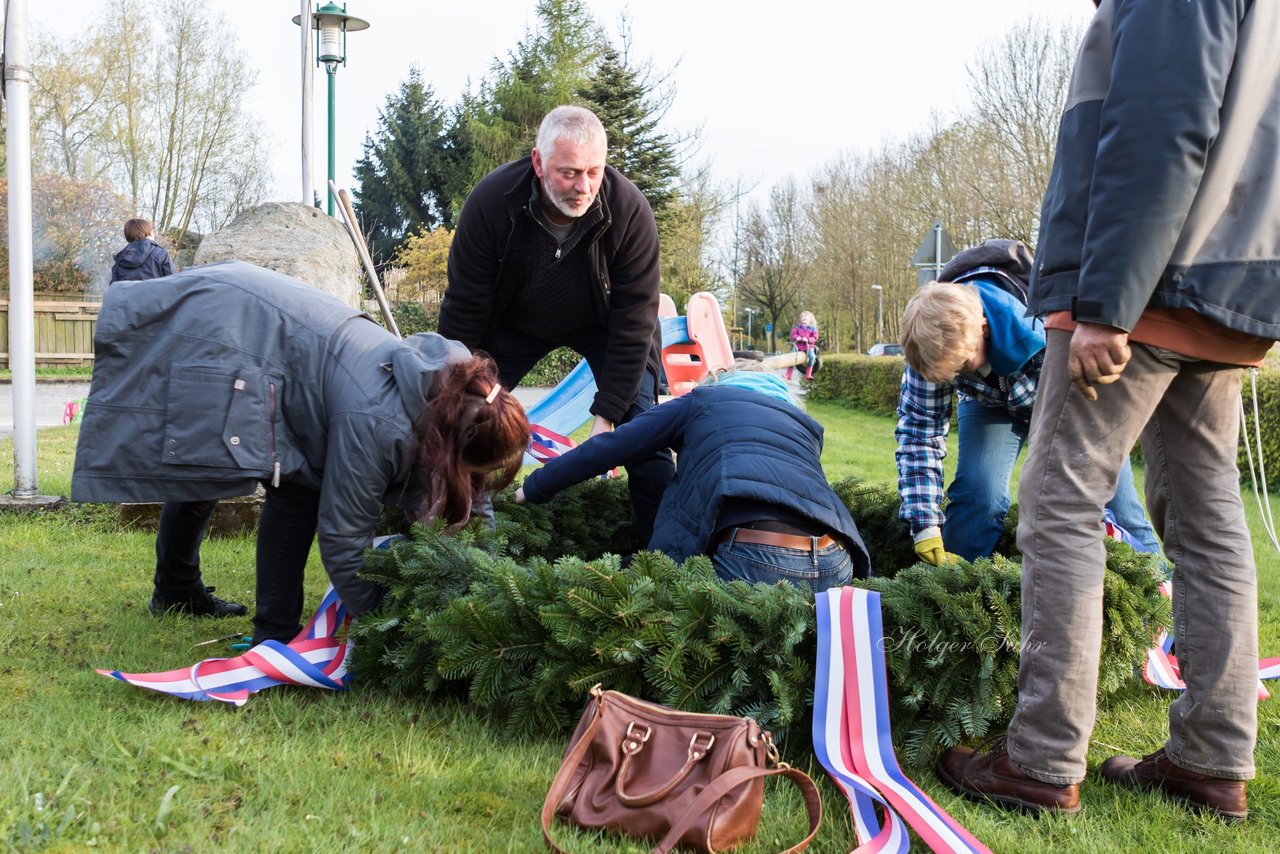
[1099,748,1247,822]
[936,735,1081,815]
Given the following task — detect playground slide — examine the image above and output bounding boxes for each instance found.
[682,292,735,375]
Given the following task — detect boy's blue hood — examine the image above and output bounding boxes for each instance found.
[973,278,1044,376]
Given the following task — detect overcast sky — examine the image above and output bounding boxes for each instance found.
[29,1,1094,207]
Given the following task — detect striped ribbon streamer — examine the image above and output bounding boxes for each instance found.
[527,422,618,478]
[1103,513,1278,701]
[814,587,991,854]
[1141,581,1276,701]
[528,423,577,464]
[98,584,351,706]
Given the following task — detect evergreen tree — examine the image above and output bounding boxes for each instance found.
[465,0,604,182]
[352,68,461,263]
[580,45,679,224]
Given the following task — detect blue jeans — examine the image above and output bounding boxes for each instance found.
[942,397,1161,560]
[479,325,675,542]
[712,532,853,594]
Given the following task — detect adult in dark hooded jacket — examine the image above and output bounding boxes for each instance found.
[110,218,174,282]
[516,368,870,593]
[936,0,1279,821]
[73,261,530,644]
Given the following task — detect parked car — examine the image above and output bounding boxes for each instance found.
[867,342,903,357]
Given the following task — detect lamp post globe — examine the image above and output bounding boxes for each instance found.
[293,3,370,216]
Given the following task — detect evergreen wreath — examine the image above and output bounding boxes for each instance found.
[353,478,1167,767]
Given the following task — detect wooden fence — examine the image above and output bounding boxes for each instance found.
[0,293,102,367]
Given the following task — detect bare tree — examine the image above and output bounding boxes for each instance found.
[28,0,269,253]
[964,16,1083,244]
[737,179,811,352]
[657,161,732,311]
[98,0,157,210]
[30,30,111,179]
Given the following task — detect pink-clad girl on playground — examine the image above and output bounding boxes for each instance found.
[786,311,819,380]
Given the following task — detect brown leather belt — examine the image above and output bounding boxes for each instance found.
[719,527,841,551]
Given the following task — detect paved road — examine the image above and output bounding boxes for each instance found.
[0,381,552,438]
[0,381,90,437]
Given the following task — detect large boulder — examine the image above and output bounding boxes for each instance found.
[193,202,361,306]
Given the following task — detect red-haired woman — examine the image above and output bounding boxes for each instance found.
[72,261,529,645]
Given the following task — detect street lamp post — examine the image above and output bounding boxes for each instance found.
[744,307,759,348]
[293,2,369,216]
[870,284,884,342]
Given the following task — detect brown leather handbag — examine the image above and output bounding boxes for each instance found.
[541,685,822,853]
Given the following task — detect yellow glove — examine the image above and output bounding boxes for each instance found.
[913,526,949,566]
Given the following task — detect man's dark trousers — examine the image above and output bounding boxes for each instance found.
[480,325,675,543]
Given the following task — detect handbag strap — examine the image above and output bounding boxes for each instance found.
[541,696,606,854]
[652,763,822,854]
[541,694,822,854]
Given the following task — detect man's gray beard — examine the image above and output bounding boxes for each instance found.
[542,176,590,219]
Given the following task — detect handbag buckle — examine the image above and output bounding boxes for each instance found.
[763,731,783,767]
[623,721,652,754]
[687,732,715,761]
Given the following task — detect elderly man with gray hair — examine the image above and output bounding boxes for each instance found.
[440,104,673,541]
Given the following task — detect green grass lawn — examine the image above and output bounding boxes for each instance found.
[1,407,1277,852]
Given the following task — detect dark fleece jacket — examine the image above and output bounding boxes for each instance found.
[440,156,661,424]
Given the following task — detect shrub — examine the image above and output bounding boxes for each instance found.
[804,353,904,416]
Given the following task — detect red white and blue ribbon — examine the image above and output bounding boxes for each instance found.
[1140,580,1277,701]
[1100,513,1277,701]
[97,584,351,706]
[527,422,617,478]
[814,586,991,854]
[527,424,577,464]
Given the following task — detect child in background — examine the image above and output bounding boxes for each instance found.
[786,311,819,380]
[110,218,174,282]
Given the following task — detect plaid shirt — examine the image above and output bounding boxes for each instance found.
[894,352,1043,534]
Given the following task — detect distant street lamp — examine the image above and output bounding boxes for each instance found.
[744,307,760,347]
[870,284,884,342]
[294,2,370,216]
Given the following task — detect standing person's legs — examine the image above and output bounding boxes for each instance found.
[252,481,321,645]
[154,500,218,596]
[576,332,674,544]
[1140,357,1257,779]
[1106,456,1164,558]
[152,500,247,616]
[940,398,1027,561]
[1006,331,1170,784]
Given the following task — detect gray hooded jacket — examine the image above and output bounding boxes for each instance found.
[72,261,469,615]
[1029,0,1280,337]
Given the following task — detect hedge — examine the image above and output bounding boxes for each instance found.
[803,353,905,416]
